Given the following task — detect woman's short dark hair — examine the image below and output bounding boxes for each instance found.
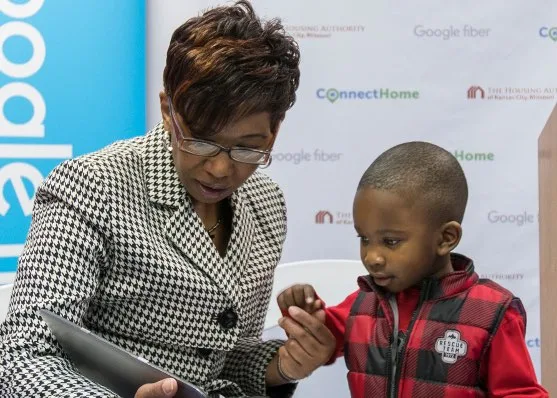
[163,0,300,136]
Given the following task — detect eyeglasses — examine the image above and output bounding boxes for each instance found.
[168,101,272,167]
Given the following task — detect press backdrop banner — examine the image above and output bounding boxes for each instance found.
[1,0,553,396]
[145,1,557,392]
[0,1,146,283]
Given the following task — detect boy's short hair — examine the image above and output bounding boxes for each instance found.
[358,141,468,224]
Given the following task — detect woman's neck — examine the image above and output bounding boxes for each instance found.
[192,200,221,227]
[192,197,232,257]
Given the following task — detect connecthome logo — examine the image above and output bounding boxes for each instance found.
[317,88,420,103]
[539,26,557,41]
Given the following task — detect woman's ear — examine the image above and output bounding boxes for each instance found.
[437,221,462,256]
[267,130,279,151]
[159,91,172,132]
[266,118,282,150]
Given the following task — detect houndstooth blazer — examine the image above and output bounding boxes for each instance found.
[0,123,288,398]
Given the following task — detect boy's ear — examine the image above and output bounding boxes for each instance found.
[436,221,462,256]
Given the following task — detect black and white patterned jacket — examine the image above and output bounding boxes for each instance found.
[0,123,288,397]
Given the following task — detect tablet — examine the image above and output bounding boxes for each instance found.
[38,309,208,398]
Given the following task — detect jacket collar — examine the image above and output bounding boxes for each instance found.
[358,253,478,301]
[142,122,184,208]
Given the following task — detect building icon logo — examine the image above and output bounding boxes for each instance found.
[467,86,485,99]
[315,211,334,224]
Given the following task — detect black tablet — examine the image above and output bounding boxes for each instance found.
[39,309,208,398]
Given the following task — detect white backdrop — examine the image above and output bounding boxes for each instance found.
[146,0,557,392]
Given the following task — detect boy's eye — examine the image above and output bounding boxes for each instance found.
[384,238,401,247]
[357,235,369,245]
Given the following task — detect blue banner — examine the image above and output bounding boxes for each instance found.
[0,1,146,281]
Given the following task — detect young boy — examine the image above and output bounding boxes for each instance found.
[277,142,548,397]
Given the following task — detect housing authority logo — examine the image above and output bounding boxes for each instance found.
[285,24,365,39]
[317,88,419,103]
[315,210,352,225]
[467,85,556,101]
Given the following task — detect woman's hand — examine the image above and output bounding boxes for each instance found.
[266,306,336,385]
[134,378,177,398]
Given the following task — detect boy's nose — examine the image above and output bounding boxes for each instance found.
[364,251,386,271]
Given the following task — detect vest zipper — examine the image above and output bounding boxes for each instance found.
[388,296,399,398]
[390,280,431,397]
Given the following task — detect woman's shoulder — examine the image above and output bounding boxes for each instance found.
[240,171,287,231]
[39,125,166,202]
[48,124,165,180]
[242,171,285,205]
[73,131,149,171]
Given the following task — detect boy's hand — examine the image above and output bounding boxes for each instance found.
[277,284,322,314]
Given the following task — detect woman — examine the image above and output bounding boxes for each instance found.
[0,2,335,397]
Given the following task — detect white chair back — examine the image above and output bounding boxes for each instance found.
[263,259,365,398]
[0,283,14,322]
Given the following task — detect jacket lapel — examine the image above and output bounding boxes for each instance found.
[142,122,254,306]
[223,188,254,293]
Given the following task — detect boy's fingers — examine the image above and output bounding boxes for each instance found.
[277,291,287,310]
[304,285,315,304]
[303,298,322,315]
[293,286,306,308]
[278,286,302,309]
[278,285,319,313]
[312,300,323,312]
